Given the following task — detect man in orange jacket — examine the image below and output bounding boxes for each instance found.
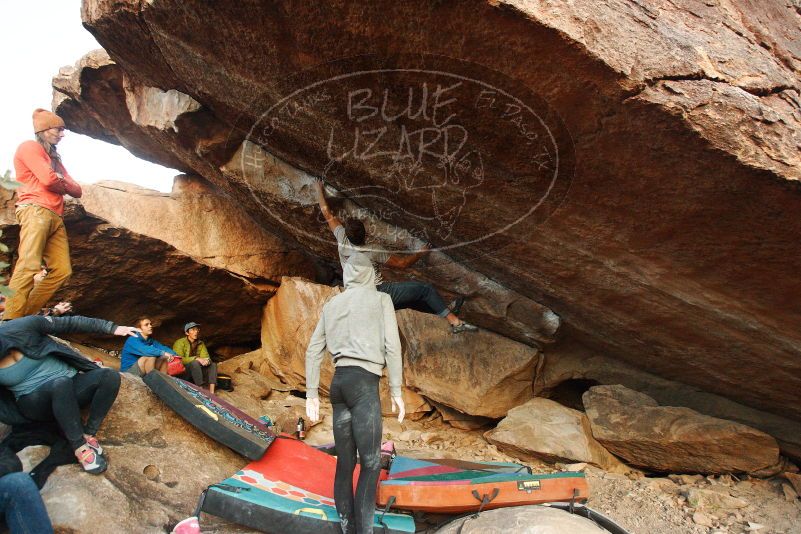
[4,109,82,319]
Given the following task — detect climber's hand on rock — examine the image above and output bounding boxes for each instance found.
[306,397,320,423]
[391,396,405,423]
[114,326,142,337]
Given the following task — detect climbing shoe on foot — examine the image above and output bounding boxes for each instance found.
[451,321,478,334]
[84,435,103,456]
[75,444,107,474]
[449,296,465,316]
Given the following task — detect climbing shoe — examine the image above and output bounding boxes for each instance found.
[84,435,103,456]
[449,296,465,316]
[172,516,200,534]
[451,321,478,334]
[75,444,108,474]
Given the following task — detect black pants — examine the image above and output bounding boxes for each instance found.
[330,366,382,534]
[185,360,217,387]
[377,281,449,317]
[17,368,121,450]
[3,422,77,489]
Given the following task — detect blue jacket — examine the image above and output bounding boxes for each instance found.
[120,334,176,372]
[0,315,117,425]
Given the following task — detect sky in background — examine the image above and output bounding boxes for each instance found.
[0,1,177,191]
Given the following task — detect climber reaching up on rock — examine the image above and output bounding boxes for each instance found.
[314,179,477,334]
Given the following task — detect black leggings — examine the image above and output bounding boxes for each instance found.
[330,366,382,534]
[16,368,121,450]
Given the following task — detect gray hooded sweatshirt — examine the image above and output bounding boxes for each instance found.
[305,253,403,399]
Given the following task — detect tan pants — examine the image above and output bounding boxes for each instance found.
[4,205,72,319]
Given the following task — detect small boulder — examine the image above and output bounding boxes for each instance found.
[783,472,801,495]
[484,398,628,472]
[685,488,748,511]
[429,400,492,430]
[583,385,781,475]
[692,511,714,527]
[782,483,798,502]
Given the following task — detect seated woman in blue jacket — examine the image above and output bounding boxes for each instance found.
[0,315,140,475]
[119,316,177,377]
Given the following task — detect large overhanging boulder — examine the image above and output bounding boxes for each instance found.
[53,1,801,423]
[52,49,561,349]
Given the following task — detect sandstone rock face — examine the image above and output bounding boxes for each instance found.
[52,48,560,349]
[240,277,432,419]
[533,339,801,461]
[1,203,267,349]
[38,374,246,533]
[583,385,782,475]
[227,277,538,420]
[259,277,339,390]
[60,1,801,425]
[217,349,289,391]
[79,178,316,285]
[435,505,608,533]
[399,309,539,419]
[484,398,626,472]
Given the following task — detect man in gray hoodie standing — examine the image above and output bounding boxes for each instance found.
[305,253,404,534]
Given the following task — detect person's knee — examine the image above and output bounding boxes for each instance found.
[99,367,121,387]
[0,472,37,493]
[360,450,381,471]
[14,254,45,274]
[46,262,72,282]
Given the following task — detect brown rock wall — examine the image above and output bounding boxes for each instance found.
[52,0,801,422]
[1,204,267,348]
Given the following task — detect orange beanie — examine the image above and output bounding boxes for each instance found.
[33,108,65,134]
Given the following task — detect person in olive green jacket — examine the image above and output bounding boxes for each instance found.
[172,322,217,394]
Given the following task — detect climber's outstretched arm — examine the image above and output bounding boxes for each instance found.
[314,179,342,233]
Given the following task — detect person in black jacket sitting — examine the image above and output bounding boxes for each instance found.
[0,315,140,475]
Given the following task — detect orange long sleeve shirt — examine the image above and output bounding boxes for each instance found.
[13,140,82,216]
